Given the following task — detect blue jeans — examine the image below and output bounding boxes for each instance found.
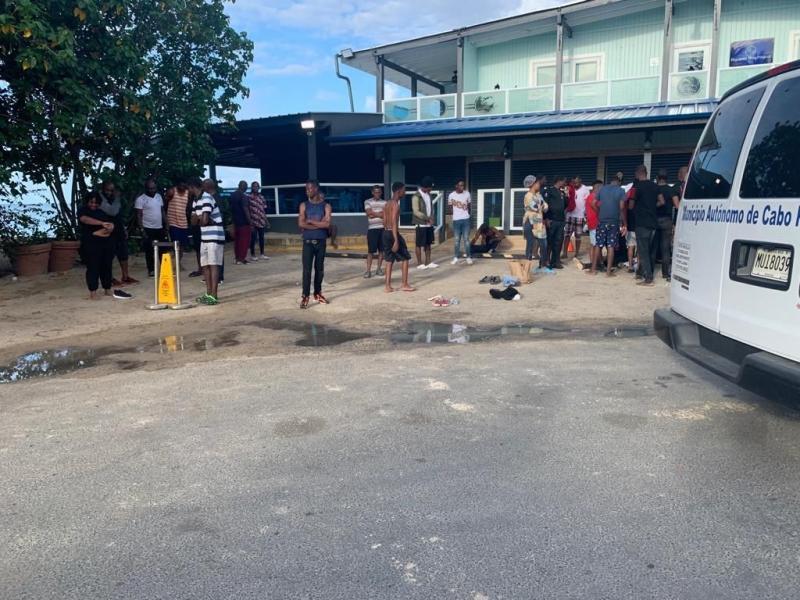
[452,219,471,258]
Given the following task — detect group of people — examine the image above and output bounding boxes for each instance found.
[79,177,268,305]
[78,163,686,305]
[520,165,686,284]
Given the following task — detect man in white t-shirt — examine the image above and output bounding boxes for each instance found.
[448,179,473,265]
[135,179,165,277]
[563,175,591,259]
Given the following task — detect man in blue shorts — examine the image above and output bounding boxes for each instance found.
[591,175,628,277]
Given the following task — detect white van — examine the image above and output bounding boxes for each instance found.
[655,60,800,394]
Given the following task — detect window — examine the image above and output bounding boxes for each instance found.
[740,76,800,199]
[535,64,556,87]
[792,32,800,60]
[574,58,601,83]
[673,43,710,72]
[530,54,604,87]
[684,88,764,200]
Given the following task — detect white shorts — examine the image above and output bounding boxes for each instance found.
[589,230,597,247]
[200,242,224,266]
[626,231,637,248]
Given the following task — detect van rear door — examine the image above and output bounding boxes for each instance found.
[671,86,766,331]
[718,71,800,363]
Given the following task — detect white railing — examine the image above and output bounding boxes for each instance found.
[383,94,458,124]
[717,64,773,97]
[381,71,722,123]
[258,183,381,216]
[668,70,710,102]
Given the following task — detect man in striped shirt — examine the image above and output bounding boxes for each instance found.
[190,178,224,305]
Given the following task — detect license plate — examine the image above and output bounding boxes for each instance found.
[751,247,792,283]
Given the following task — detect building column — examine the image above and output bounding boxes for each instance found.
[456,37,464,117]
[660,0,674,102]
[306,130,318,180]
[708,0,723,98]
[411,78,418,97]
[503,140,513,236]
[382,146,391,197]
[596,156,606,182]
[555,12,565,111]
[643,151,653,176]
[208,162,218,183]
[375,55,385,110]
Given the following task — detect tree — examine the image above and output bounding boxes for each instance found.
[0,0,253,238]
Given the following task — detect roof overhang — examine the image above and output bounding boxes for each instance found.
[329,101,716,146]
[340,0,668,91]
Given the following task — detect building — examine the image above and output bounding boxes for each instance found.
[210,112,382,235]
[330,0,800,235]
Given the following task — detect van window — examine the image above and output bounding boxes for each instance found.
[684,88,764,200]
[740,76,800,199]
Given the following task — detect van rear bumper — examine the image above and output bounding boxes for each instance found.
[654,308,800,396]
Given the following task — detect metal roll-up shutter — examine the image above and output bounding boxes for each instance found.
[605,155,643,184]
[404,157,467,195]
[512,157,598,186]
[469,161,505,230]
[651,153,693,183]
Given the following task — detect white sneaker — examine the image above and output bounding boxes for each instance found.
[260,254,270,260]
[249,255,259,262]
[466,258,474,265]
[428,262,439,269]
[450,257,459,265]
[417,264,428,270]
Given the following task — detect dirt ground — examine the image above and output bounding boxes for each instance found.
[0,244,669,371]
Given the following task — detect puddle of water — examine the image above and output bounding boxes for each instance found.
[391,322,652,345]
[0,348,96,383]
[252,321,368,347]
[106,332,242,355]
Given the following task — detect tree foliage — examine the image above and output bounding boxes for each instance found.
[0,0,253,238]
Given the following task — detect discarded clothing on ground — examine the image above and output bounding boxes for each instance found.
[489,286,521,301]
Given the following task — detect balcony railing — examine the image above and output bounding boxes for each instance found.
[381,69,740,123]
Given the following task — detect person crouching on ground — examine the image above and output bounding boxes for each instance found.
[190,178,225,305]
[364,184,386,278]
[79,192,116,300]
[470,224,504,255]
[382,182,415,293]
[298,179,331,309]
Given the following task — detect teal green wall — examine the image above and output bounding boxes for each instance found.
[719,0,800,66]
[462,40,479,92]
[472,32,556,91]
[672,0,714,45]
[564,7,663,80]
[462,0,799,96]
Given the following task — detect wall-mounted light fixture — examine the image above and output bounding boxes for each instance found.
[301,119,316,131]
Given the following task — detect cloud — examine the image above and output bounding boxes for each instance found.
[228,0,570,45]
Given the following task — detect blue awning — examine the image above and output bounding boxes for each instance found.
[329,101,717,144]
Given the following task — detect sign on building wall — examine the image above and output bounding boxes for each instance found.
[729,38,774,67]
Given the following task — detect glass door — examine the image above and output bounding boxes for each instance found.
[477,190,505,229]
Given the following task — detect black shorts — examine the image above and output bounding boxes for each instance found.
[367,228,384,254]
[383,230,411,263]
[415,226,434,248]
[114,227,128,261]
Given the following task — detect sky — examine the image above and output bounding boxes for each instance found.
[224,0,567,119]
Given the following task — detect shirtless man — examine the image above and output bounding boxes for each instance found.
[382,182,415,293]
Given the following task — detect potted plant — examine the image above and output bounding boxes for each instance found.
[48,215,81,273]
[0,202,53,277]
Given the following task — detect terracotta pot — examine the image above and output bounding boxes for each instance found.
[13,242,52,277]
[48,240,81,273]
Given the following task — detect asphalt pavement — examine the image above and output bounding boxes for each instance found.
[1,333,799,599]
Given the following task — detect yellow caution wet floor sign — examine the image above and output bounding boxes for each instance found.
[157,253,178,305]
